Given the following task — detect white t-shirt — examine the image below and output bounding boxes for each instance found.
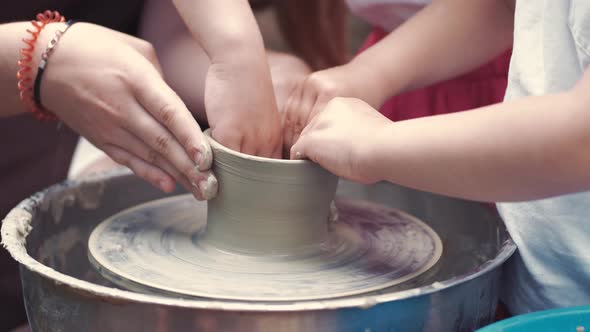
[498,0,590,314]
[345,0,430,31]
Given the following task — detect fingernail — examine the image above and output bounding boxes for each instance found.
[194,142,213,171]
[295,151,303,159]
[192,173,218,200]
[159,179,171,192]
[194,152,202,171]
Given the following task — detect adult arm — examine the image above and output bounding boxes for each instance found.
[0,22,39,117]
[0,21,216,200]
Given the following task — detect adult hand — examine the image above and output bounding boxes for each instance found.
[40,22,217,200]
[291,97,391,184]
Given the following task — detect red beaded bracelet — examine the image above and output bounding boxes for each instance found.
[16,10,65,121]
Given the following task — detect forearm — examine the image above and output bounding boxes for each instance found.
[0,22,38,117]
[171,0,266,64]
[166,0,281,148]
[148,39,303,125]
[348,0,514,107]
[144,32,304,125]
[372,90,590,202]
[152,34,210,123]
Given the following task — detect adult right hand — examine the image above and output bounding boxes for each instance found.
[39,22,217,200]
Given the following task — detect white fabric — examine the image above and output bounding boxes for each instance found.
[68,138,106,179]
[498,0,590,315]
[345,0,430,31]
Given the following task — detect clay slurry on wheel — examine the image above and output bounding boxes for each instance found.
[88,195,443,301]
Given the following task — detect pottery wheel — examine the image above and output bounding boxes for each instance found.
[89,195,442,301]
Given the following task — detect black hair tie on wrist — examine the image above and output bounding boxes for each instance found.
[34,20,77,109]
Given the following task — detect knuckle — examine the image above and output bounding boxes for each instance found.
[292,108,306,121]
[147,149,159,164]
[106,106,127,125]
[186,143,200,162]
[285,107,297,123]
[154,134,171,153]
[212,130,241,150]
[181,133,196,150]
[158,104,176,126]
[307,73,323,86]
[327,97,346,108]
[294,119,305,132]
[182,164,196,178]
[109,153,128,166]
[131,166,148,180]
[139,40,156,58]
[118,117,131,132]
[284,117,295,131]
[308,74,332,93]
[136,167,160,185]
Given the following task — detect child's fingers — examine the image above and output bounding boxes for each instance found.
[290,139,305,160]
[291,87,316,149]
[283,85,303,151]
[290,131,314,161]
[292,97,326,149]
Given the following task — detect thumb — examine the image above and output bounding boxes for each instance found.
[290,135,309,161]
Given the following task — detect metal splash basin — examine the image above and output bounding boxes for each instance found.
[2,170,515,332]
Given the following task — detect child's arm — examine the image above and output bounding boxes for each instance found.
[141,0,311,123]
[171,0,282,157]
[292,69,590,202]
[282,0,514,149]
[348,0,515,107]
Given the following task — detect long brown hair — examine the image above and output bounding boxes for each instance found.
[274,0,348,70]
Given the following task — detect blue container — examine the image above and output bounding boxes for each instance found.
[478,306,590,332]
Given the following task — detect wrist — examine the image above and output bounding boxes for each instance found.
[210,46,273,86]
[29,23,64,81]
[347,54,408,108]
[208,30,266,66]
[267,51,310,75]
[365,122,397,183]
[17,17,68,120]
[207,56,279,117]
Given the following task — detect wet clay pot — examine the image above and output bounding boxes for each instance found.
[204,130,339,254]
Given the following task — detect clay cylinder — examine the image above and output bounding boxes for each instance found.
[203,131,339,254]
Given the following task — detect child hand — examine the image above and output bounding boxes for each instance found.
[205,61,283,158]
[282,65,365,152]
[267,51,312,113]
[290,98,391,184]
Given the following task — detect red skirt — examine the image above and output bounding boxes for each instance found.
[357,27,512,121]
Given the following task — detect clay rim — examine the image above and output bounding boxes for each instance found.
[205,129,307,165]
[1,170,517,312]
